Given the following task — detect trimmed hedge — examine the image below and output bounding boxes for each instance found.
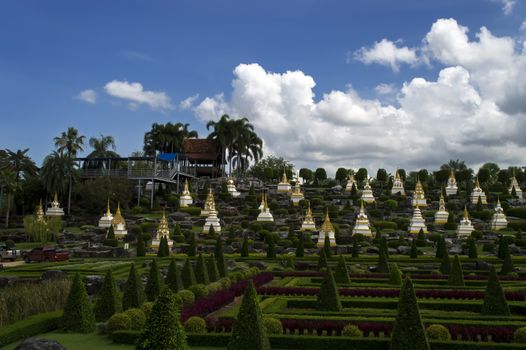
[0,311,61,347]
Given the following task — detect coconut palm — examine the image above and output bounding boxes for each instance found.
[4,149,38,181]
[54,127,85,157]
[84,135,120,170]
[207,114,234,174]
[143,122,198,155]
[41,151,78,214]
[231,128,263,174]
[0,170,20,228]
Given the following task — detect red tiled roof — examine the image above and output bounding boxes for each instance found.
[183,139,220,160]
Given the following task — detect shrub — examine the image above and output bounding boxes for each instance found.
[136,234,146,257]
[341,324,363,337]
[177,290,196,306]
[141,302,154,319]
[195,253,210,285]
[184,316,207,333]
[448,255,465,287]
[207,254,220,282]
[514,326,526,343]
[182,259,197,289]
[227,281,270,350]
[122,263,145,310]
[482,265,510,316]
[388,263,402,286]
[124,308,146,330]
[241,234,249,257]
[94,270,121,322]
[136,288,189,350]
[145,259,162,302]
[376,243,389,273]
[263,317,283,335]
[60,273,96,333]
[189,284,209,299]
[207,282,223,294]
[166,259,183,293]
[334,255,350,284]
[106,313,131,334]
[317,249,328,270]
[316,267,342,312]
[179,206,201,216]
[0,311,61,347]
[426,324,451,341]
[390,277,429,350]
[215,239,228,277]
[500,247,515,275]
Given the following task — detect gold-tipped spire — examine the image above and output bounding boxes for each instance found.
[320,208,334,233]
[475,177,481,188]
[281,169,288,183]
[449,170,455,180]
[183,178,190,194]
[156,208,170,238]
[106,199,111,216]
[395,169,400,180]
[306,200,312,216]
[53,192,58,203]
[263,192,269,210]
[36,199,45,221]
[112,202,126,226]
[463,205,469,219]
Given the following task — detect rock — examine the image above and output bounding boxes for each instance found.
[0,276,18,287]
[15,338,66,350]
[397,246,411,255]
[366,247,379,254]
[248,261,268,270]
[223,246,235,254]
[84,275,105,295]
[40,270,66,281]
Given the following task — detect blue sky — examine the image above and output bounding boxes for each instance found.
[1,0,525,171]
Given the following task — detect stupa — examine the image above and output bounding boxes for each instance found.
[411,178,427,207]
[35,199,46,222]
[345,174,357,192]
[470,178,487,204]
[434,191,449,224]
[201,188,214,217]
[98,200,113,228]
[290,182,304,206]
[112,203,128,238]
[391,170,405,195]
[352,201,372,237]
[361,177,375,203]
[277,170,291,193]
[257,192,274,222]
[491,198,508,230]
[317,209,336,247]
[179,178,193,208]
[301,201,316,231]
[226,177,241,197]
[445,171,458,196]
[408,205,428,234]
[151,210,174,249]
[203,192,221,233]
[509,176,523,199]
[457,205,474,237]
[46,192,64,217]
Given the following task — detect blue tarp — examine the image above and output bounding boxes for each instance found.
[157,153,178,161]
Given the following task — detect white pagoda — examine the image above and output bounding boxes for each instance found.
[391,170,405,195]
[470,178,487,204]
[434,191,449,224]
[509,176,523,199]
[277,170,291,193]
[301,201,316,231]
[491,198,508,230]
[412,178,427,207]
[317,209,336,247]
[352,201,372,237]
[361,178,375,203]
[408,205,428,234]
[201,188,214,217]
[112,203,128,238]
[46,192,64,217]
[226,177,241,197]
[457,205,474,237]
[290,182,304,206]
[203,192,221,233]
[179,179,193,208]
[445,171,458,196]
[151,210,174,249]
[98,200,113,228]
[345,174,357,192]
[257,192,274,222]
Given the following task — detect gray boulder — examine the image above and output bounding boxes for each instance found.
[40,270,66,281]
[15,338,66,350]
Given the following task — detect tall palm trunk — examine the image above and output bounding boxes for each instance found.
[5,193,11,228]
[68,177,72,215]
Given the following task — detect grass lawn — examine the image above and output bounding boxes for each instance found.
[0,332,224,350]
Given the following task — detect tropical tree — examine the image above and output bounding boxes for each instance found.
[54,127,85,157]
[143,122,198,155]
[440,159,467,172]
[84,135,120,170]
[40,151,78,214]
[207,114,233,174]
[0,170,19,227]
[4,149,38,181]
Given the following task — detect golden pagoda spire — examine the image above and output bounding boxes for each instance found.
[395,169,400,180]
[475,177,481,188]
[36,199,45,221]
[282,169,288,183]
[306,200,312,216]
[497,195,501,206]
[463,205,469,219]
[183,178,190,194]
[360,199,365,212]
[320,208,334,233]
[449,170,455,180]
[263,191,269,210]
[106,199,111,216]
[53,192,58,203]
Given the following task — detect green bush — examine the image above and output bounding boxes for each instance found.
[182,259,197,289]
[177,290,195,306]
[507,207,526,219]
[107,312,131,334]
[188,284,209,299]
[166,259,183,293]
[426,324,451,341]
[124,308,146,330]
[60,273,96,333]
[341,324,363,337]
[122,263,146,310]
[263,317,283,335]
[373,221,398,230]
[94,270,121,322]
[334,255,350,284]
[0,311,61,348]
[514,326,526,343]
[207,282,223,294]
[316,267,342,312]
[179,206,202,216]
[145,259,162,302]
[195,253,210,285]
[448,255,465,287]
[482,265,510,316]
[141,302,154,319]
[184,316,207,333]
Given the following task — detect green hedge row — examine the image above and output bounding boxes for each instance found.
[286,298,526,315]
[0,311,61,347]
[112,332,526,350]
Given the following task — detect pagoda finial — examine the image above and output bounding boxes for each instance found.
[475,177,480,188]
[282,169,288,183]
[106,199,111,215]
[116,202,121,215]
[53,192,58,203]
[463,205,469,219]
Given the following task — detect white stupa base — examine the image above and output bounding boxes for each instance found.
[412,199,427,207]
[257,212,274,222]
[434,212,449,225]
[491,216,508,230]
[277,184,291,193]
[391,187,405,195]
[114,230,128,239]
[471,192,487,204]
[317,231,336,247]
[362,193,375,203]
[227,185,241,197]
[151,238,174,249]
[408,223,428,234]
[291,195,303,206]
[301,222,316,231]
[98,216,113,228]
[445,186,458,196]
[46,208,64,217]
[352,226,372,237]
[203,221,221,234]
[179,196,193,207]
[457,224,474,238]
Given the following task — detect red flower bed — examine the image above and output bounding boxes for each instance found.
[256,286,525,301]
[181,272,273,322]
[277,271,526,281]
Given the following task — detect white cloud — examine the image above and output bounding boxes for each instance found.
[353,39,418,72]
[375,83,396,95]
[76,89,96,104]
[495,0,516,15]
[520,20,526,31]
[104,80,174,111]
[179,94,199,110]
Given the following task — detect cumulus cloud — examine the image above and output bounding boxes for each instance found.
[375,83,396,95]
[193,18,526,175]
[180,94,199,110]
[353,39,418,72]
[104,80,174,111]
[76,89,96,104]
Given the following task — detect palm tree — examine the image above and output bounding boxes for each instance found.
[41,151,78,214]
[207,114,234,174]
[0,170,20,228]
[84,135,120,170]
[5,149,38,181]
[440,159,467,172]
[54,127,85,157]
[143,122,198,155]
[231,128,263,174]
